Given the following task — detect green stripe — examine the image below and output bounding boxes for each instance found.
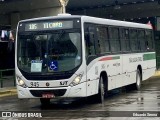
[143,53,156,61]
[112,56,120,60]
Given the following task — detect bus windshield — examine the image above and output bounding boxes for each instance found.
[17,29,82,74]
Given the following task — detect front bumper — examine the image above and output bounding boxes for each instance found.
[17,82,87,98]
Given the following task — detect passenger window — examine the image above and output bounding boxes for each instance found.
[145,30,154,50]
[137,30,145,51]
[97,26,110,54]
[109,27,120,52]
[119,28,130,52]
[130,29,138,51]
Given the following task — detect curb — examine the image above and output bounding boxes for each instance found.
[0,88,17,97]
[153,71,160,77]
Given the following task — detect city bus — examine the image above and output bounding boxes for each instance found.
[15,14,156,105]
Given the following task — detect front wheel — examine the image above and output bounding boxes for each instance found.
[96,76,105,103]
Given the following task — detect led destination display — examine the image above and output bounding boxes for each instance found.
[25,21,73,31]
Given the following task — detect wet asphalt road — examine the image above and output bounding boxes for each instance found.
[0,76,160,120]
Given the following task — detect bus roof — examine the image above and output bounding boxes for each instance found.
[19,14,152,30]
[81,16,152,29]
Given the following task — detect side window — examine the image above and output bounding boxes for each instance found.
[137,30,145,51]
[109,27,120,52]
[84,24,96,57]
[119,28,130,52]
[145,30,154,50]
[130,29,138,51]
[96,26,110,54]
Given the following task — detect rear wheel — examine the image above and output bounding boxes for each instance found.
[134,69,142,90]
[40,98,50,106]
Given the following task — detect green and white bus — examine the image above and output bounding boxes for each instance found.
[15,14,156,105]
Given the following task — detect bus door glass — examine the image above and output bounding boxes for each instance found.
[84,24,99,95]
[84,24,96,64]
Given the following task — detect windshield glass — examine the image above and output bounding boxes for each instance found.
[17,29,82,74]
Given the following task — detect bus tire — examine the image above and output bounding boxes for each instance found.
[134,69,142,90]
[40,98,50,106]
[96,76,105,103]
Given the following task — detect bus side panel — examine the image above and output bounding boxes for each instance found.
[106,55,123,90]
[86,55,123,92]
[142,52,156,80]
[122,53,144,86]
[122,52,156,85]
[86,59,100,96]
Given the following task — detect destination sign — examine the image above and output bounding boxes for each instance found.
[24,21,73,31]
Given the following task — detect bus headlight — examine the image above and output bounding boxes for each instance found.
[17,76,27,88]
[70,74,83,86]
[18,80,25,86]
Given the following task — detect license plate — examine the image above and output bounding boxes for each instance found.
[42,93,55,98]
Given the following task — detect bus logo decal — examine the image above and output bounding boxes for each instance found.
[49,61,58,71]
[143,53,156,61]
[99,56,120,61]
[46,82,50,87]
[60,81,68,86]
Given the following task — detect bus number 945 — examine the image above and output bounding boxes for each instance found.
[30,82,39,87]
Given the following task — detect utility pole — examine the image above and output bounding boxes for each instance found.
[59,0,69,13]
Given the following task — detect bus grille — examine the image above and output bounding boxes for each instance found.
[30,89,67,97]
